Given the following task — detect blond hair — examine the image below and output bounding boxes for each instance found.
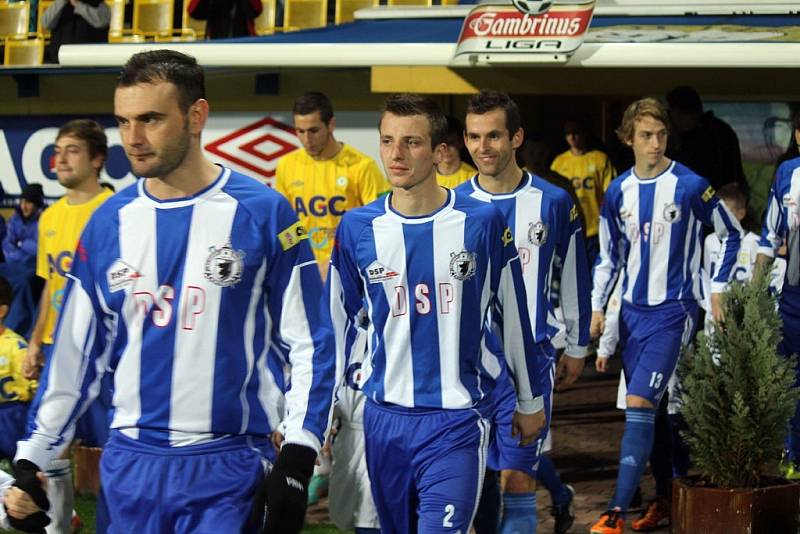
[616,98,670,144]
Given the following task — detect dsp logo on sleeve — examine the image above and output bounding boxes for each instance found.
[702,186,715,202]
[278,221,309,251]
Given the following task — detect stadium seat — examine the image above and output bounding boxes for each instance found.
[4,34,44,65]
[335,0,377,24]
[106,0,147,42]
[133,0,173,39]
[0,1,29,40]
[253,0,276,35]
[284,0,326,31]
[37,0,53,40]
[180,0,205,40]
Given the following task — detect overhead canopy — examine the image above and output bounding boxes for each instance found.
[59,3,800,68]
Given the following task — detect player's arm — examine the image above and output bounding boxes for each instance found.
[695,181,743,323]
[590,189,624,338]
[756,171,786,272]
[327,216,366,398]
[595,278,623,373]
[491,215,546,445]
[554,198,591,389]
[262,198,336,532]
[23,220,53,380]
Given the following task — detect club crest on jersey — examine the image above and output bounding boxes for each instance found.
[366,261,399,284]
[663,202,681,223]
[106,259,143,292]
[449,250,477,281]
[204,243,245,287]
[528,221,548,246]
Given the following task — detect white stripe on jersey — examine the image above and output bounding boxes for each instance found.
[240,260,267,434]
[620,178,641,304]
[372,213,414,406]
[647,174,678,302]
[514,190,544,338]
[432,211,472,407]
[113,197,157,440]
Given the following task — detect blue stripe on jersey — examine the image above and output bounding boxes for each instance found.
[138,208,192,445]
[632,181,655,303]
[402,222,443,407]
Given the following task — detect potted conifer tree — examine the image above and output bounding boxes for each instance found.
[673,268,800,534]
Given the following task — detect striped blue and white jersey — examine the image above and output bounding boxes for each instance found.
[759,156,800,290]
[592,160,743,310]
[456,173,591,357]
[17,168,335,470]
[328,190,546,414]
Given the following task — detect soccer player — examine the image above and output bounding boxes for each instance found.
[436,115,476,189]
[11,50,335,534]
[21,118,113,534]
[328,93,547,533]
[589,98,742,534]
[757,136,800,473]
[458,90,590,534]
[275,91,388,281]
[551,118,616,268]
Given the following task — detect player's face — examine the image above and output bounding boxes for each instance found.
[114,81,192,179]
[629,116,668,169]
[565,130,584,151]
[53,135,103,189]
[440,143,461,168]
[294,112,333,158]
[465,109,523,178]
[379,112,442,190]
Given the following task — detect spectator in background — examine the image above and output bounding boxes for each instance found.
[2,184,43,267]
[551,118,616,268]
[187,0,263,38]
[41,0,110,63]
[666,85,749,195]
[436,115,476,189]
[776,110,800,171]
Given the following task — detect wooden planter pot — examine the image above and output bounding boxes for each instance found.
[672,477,800,534]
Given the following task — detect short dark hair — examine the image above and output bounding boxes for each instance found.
[466,90,521,138]
[380,94,447,147]
[666,85,703,114]
[118,50,206,113]
[57,119,108,172]
[717,182,747,211]
[0,276,13,308]
[293,92,334,124]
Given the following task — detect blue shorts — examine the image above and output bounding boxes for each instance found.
[619,300,698,406]
[363,400,490,534]
[98,431,268,534]
[487,342,555,476]
[27,344,113,447]
[779,287,800,366]
[0,401,28,459]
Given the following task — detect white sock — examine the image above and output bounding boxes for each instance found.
[44,459,73,534]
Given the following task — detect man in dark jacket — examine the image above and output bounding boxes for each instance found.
[187,0,263,38]
[3,184,43,266]
[41,0,110,63]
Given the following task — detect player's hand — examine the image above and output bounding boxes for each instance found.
[590,311,605,339]
[7,461,49,532]
[595,355,610,373]
[710,292,725,326]
[511,410,545,447]
[270,431,284,453]
[22,344,44,380]
[555,353,584,391]
[262,444,316,533]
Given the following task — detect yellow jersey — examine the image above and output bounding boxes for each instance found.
[437,162,476,189]
[550,150,616,238]
[0,327,35,403]
[37,189,112,344]
[275,143,388,266]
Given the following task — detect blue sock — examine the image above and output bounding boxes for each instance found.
[610,407,656,512]
[536,454,570,506]
[500,492,536,534]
